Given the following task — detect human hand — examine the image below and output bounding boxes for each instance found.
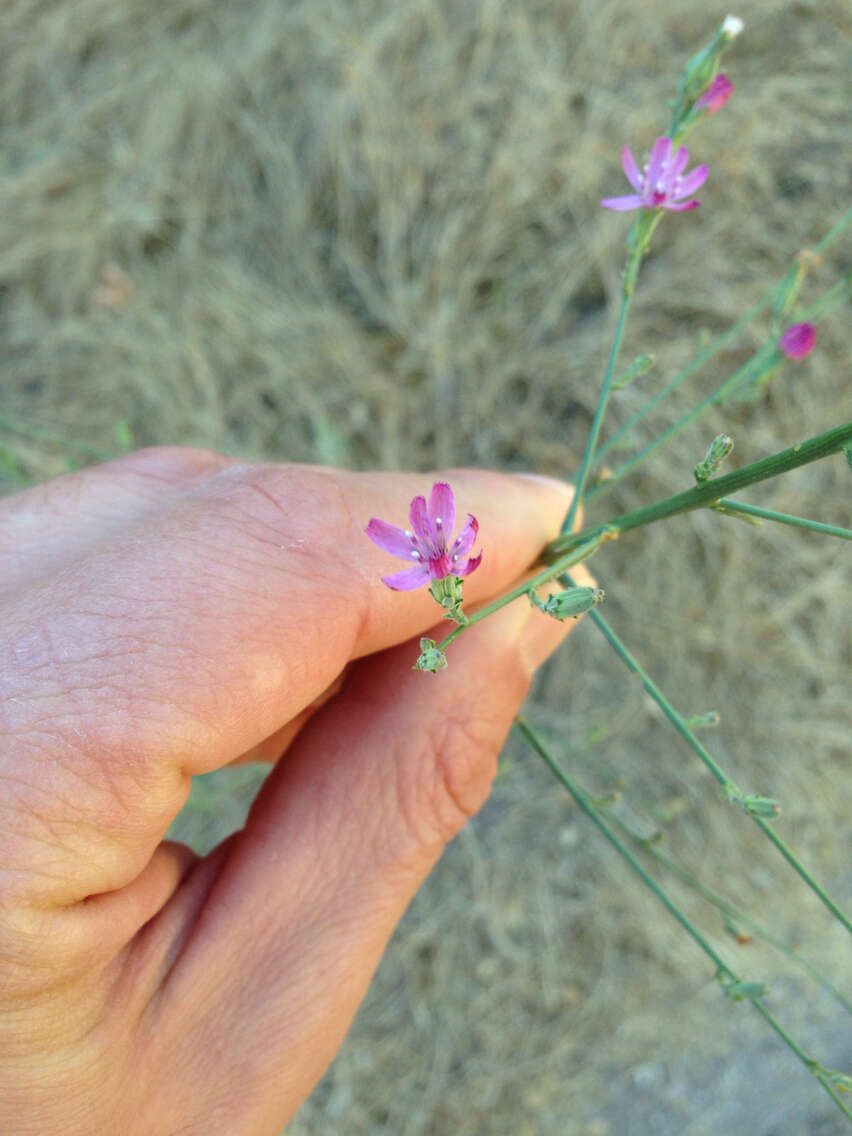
[0,447,592,1135]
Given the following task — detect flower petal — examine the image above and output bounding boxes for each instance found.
[365,518,418,560]
[601,194,644,211]
[428,482,455,546]
[665,199,701,211]
[455,552,483,578]
[451,514,479,559]
[382,564,432,590]
[646,136,672,194]
[621,145,644,192]
[665,146,691,190]
[409,495,437,554]
[674,164,709,198]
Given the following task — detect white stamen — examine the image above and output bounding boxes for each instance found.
[411,551,422,559]
[405,529,414,539]
[435,516,443,527]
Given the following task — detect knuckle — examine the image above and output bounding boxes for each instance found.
[408,708,503,847]
[122,445,232,482]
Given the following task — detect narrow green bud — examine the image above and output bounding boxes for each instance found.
[531,586,605,621]
[695,433,734,482]
[613,353,655,391]
[742,794,782,819]
[826,1070,852,1094]
[686,711,720,730]
[429,575,468,625]
[723,979,768,1002]
[414,638,448,673]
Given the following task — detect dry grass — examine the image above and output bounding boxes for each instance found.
[1,0,851,1131]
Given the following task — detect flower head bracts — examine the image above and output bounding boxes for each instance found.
[601,137,709,213]
[366,482,482,591]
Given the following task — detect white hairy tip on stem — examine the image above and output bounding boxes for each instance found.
[722,15,744,36]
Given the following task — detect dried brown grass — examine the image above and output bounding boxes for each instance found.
[1,0,851,1131]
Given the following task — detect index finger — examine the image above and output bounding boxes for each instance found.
[1,462,576,906]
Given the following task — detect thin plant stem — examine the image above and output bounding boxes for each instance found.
[435,533,607,653]
[562,291,632,534]
[594,205,852,468]
[544,421,852,560]
[515,716,852,1123]
[605,810,852,1015]
[595,291,776,466]
[563,590,852,938]
[714,499,852,541]
[589,274,851,501]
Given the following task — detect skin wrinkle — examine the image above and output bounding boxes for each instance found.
[0,453,583,1132]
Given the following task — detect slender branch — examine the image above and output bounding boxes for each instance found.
[515,716,852,1123]
[714,499,852,541]
[564,592,852,937]
[544,421,852,560]
[435,532,607,653]
[562,291,633,534]
[606,811,852,1015]
[594,205,852,468]
[595,291,776,466]
[589,274,851,501]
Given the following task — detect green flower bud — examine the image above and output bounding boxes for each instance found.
[723,979,768,1002]
[695,434,734,482]
[531,586,605,621]
[742,794,782,819]
[414,638,448,673]
[613,353,655,391]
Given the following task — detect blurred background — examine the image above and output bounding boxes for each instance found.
[1,0,850,1131]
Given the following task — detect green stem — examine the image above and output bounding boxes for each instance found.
[544,421,852,561]
[436,533,607,653]
[515,716,852,1123]
[596,293,776,466]
[607,812,852,1015]
[567,593,852,937]
[714,500,852,541]
[562,291,633,534]
[589,274,851,501]
[594,205,852,469]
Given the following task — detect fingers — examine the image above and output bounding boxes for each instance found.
[0,446,231,598]
[2,461,577,908]
[132,575,586,1131]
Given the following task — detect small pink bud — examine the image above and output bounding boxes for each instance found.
[779,322,817,360]
[697,75,734,114]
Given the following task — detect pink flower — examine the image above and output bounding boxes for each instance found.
[366,482,483,591]
[780,322,817,360]
[601,136,709,212]
[697,74,734,114]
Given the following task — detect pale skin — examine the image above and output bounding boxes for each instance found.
[0,447,593,1135]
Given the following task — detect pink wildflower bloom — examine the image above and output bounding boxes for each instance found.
[779,322,817,360]
[697,74,734,114]
[366,482,482,591]
[601,136,709,212]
